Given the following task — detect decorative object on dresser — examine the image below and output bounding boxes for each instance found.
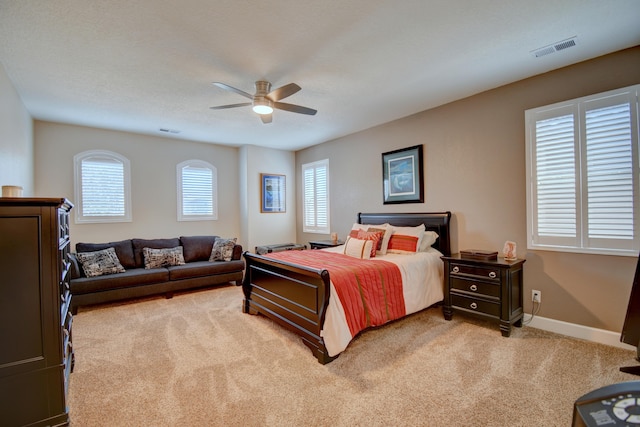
[460,249,498,261]
[309,239,345,249]
[243,211,452,363]
[442,254,525,337]
[0,197,74,427]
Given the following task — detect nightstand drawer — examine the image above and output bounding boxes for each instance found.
[450,277,500,298]
[450,293,500,317]
[450,263,499,281]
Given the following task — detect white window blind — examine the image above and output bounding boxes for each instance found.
[74,150,132,223]
[177,160,217,221]
[525,85,639,256]
[302,159,329,234]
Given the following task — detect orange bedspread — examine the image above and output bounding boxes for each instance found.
[266,250,405,336]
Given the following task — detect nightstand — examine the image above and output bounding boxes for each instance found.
[441,254,525,337]
[309,240,344,249]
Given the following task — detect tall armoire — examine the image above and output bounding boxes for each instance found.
[0,197,74,426]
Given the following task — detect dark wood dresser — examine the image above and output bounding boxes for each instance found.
[0,197,74,426]
[442,254,525,337]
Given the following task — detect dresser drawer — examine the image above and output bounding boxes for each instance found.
[450,277,500,298]
[450,293,500,317]
[450,263,499,281]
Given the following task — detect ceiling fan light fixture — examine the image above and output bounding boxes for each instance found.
[252,98,273,115]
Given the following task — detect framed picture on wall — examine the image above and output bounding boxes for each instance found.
[261,173,286,213]
[382,144,424,204]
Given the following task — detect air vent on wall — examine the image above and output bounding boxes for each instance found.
[531,36,578,58]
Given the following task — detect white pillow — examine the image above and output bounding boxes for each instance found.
[343,237,373,259]
[419,231,439,252]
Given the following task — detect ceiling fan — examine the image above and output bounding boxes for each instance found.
[210,80,317,124]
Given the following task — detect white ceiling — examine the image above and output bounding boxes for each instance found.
[1,1,639,151]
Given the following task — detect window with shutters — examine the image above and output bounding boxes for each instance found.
[74,150,132,223]
[302,159,330,234]
[177,160,217,221]
[525,84,639,256]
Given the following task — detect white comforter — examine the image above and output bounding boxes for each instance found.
[318,246,445,357]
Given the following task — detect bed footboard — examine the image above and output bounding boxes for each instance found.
[242,251,336,364]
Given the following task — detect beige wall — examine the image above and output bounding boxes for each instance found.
[0,64,33,195]
[297,46,640,333]
[34,121,242,248]
[240,145,296,253]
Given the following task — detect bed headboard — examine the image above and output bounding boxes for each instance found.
[357,212,452,256]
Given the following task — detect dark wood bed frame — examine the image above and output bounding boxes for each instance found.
[242,212,452,364]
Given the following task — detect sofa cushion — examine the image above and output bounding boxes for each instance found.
[209,238,237,262]
[180,235,218,262]
[167,260,245,280]
[70,268,170,295]
[132,238,181,268]
[143,246,186,269]
[76,247,126,277]
[76,239,136,269]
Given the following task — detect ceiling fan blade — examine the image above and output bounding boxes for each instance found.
[273,102,317,115]
[267,83,301,101]
[212,82,254,100]
[260,113,273,124]
[209,102,252,110]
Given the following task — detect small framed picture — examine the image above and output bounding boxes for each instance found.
[382,144,424,204]
[261,173,286,213]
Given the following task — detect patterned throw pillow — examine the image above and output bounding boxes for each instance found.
[209,238,237,262]
[76,247,126,277]
[356,229,383,258]
[343,237,373,260]
[143,246,186,269]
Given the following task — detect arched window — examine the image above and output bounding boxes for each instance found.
[177,160,217,221]
[74,150,132,223]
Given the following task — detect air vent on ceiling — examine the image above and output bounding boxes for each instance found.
[531,36,578,58]
[159,128,181,134]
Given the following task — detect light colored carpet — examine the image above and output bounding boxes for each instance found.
[68,285,635,426]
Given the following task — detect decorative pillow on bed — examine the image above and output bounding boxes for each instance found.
[419,231,439,252]
[143,246,185,269]
[76,247,126,277]
[343,237,373,260]
[356,229,383,258]
[387,225,426,254]
[209,238,237,262]
[349,223,393,255]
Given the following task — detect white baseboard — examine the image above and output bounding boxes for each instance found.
[523,313,637,351]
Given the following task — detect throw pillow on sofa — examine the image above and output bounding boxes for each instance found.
[76,247,126,277]
[143,246,186,269]
[209,238,237,262]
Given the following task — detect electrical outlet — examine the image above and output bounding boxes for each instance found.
[532,290,542,303]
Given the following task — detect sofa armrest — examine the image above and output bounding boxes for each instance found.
[232,244,243,260]
[68,253,84,279]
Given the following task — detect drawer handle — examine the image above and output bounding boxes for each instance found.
[452,266,460,273]
[469,284,478,292]
[470,302,478,310]
[489,271,497,279]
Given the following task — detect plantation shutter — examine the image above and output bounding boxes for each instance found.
[526,84,639,256]
[303,159,329,233]
[81,156,125,217]
[182,165,214,216]
[177,160,217,221]
[583,100,634,248]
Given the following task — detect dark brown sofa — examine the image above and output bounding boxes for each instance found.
[68,236,244,314]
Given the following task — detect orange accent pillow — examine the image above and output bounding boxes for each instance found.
[387,234,420,253]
